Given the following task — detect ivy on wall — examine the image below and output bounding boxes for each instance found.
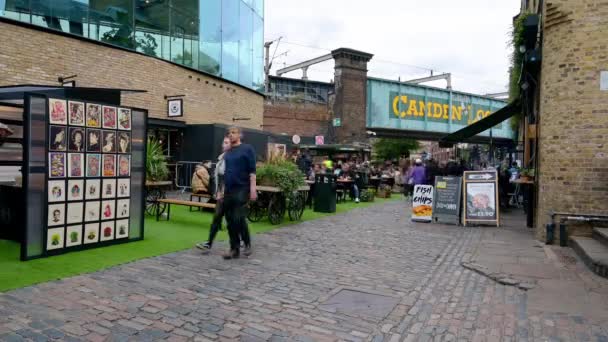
[508,12,531,131]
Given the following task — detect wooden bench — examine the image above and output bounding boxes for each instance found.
[189,193,213,211]
[156,198,216,221]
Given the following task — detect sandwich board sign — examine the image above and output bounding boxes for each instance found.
[432,176,462,225]
[412,184,433,222]
[462,170,499,227]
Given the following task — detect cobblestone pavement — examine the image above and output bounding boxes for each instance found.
[2,201,608,341]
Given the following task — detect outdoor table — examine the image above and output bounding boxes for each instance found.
[368,177,381,190]
[248,185,310,224]
[145,180,173,216]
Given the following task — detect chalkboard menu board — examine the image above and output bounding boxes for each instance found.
[432,176,462,225]
[463,170,500,227]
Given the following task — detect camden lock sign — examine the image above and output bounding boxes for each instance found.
[389,92,503,127]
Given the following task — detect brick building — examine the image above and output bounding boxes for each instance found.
[516,0,608,241]
[0,1,265,163]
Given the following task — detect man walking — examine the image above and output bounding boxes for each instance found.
[222,127,256,259]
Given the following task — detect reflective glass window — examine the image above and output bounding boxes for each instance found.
[90,0,134,49]
[199,0,221,75]
[238,2,253,87]
[134,0,169,59]
[253,0,263,17]
[253,14,264,91]
[170,5,198,68]
[221,0,239,82]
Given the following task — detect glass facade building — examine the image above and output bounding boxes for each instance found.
[0,0,264,91]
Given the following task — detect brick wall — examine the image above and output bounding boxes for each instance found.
[536,0,608,239]
[331,49,373,145]
[263,101,329,137]
[0,20,263,129]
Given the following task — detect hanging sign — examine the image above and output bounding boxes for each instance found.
[432,176,462,225]
[333,118,341,127]
[462,170,499,227]
[315,135,324,145]
[412,184,433,222]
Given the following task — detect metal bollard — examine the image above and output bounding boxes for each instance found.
[559,224,567,246]
[546,223,555,245]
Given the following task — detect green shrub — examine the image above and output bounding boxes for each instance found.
[256,156,305,196]
[146,138,169,181]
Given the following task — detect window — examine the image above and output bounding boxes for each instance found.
[238,2,253,87]
[199,0,222,75]
[221,0,239,82]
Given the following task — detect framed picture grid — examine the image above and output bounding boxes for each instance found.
[45,98,133,254]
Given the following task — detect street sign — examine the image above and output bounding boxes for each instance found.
[412,185,433,222]
[333,118,341,127]
[432,176,462,225]
[292,135,301,144]
[315,135,324,145]
[462,170,499,227]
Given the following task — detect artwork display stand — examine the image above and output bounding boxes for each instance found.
[0,85,147,260]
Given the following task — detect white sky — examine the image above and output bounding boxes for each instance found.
[264,0,521,95]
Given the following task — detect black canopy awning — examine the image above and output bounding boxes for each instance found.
[439,100,521,147]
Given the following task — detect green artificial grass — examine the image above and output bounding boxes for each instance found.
[0,197,400,292]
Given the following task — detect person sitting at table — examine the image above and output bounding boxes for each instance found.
[191,162,211,195]
[340,163,360,203]
[308,163,321,181]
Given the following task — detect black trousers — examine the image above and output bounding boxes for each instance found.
[224,188,251,252]
[207,199,224,247]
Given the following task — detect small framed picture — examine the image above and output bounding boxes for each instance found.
[102,106,117,129]
[85,201,100,222]
[85,179,101,199]
[47,227,65,250]
[86,129,101,152]
[49,152,66,178]
[48,180,66,203]
[101,200,115,220]
[68,153,84,178]
[118,155,131,177]
[49,98,67,125]
[167,99,183,117]
[66,225,83,247]
[117,178,130,198]
[66,202,84,224]
[86,103,101,128]
[84,223,99,244]
[86,154,101,177]
[67,179,84,201]
[102,130,116,153]
[116,199,130,219]
[115,219,129,239]
[68,127,85,152]
[102,179,116,199]
[117,132,131,154]
[118,108,131,131]
[68,101,85,126]
[48,203,65,226]
[102,154,116,177]
[100,221,115,242]
[49,126,67,151]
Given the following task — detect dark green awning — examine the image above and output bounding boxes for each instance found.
[439,100,521,147]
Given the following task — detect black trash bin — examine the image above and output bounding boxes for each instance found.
[314,173,336,213]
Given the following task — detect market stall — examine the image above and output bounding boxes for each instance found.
[0,85,147,260]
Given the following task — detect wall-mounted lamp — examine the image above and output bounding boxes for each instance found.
[58,74,77,87]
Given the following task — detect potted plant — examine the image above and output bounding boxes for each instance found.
[146,138,170,184]
[377,184,392,198]
[520,168,535,181]
[360,188,376,202]
[256,154,305,195]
